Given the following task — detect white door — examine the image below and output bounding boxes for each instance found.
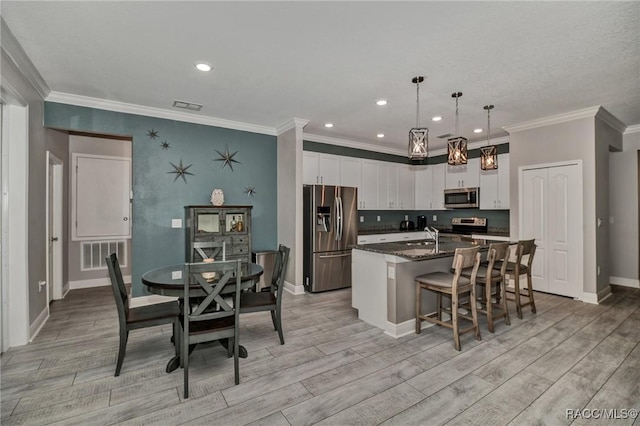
[47,152,63,301]
[521,163,581,298]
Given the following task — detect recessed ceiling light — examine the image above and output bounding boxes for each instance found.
[324,123,334,128]
[377,133,385,138]
[432,116,442,122]
[195,62,212,72]
[376,100,388,106]
[474,128,483,133]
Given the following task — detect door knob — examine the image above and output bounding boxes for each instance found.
[51,237,59,242]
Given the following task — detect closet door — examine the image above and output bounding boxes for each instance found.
[521,163,581,297]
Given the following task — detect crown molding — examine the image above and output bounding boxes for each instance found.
[46,91,278,136]
[303,133,406,156]
[503,106,601,134]
[276,118,309,135]
[1,17,50,99]
[595,107,626,133]
[624,124,640,135]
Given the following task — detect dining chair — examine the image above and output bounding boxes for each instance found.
[182,258,242,399]
[106,253,180,377]
[240,244,290,345]
[415,246,482,351]
[191,240,226,262]
[461,242,510,332]
[501,239,537,319]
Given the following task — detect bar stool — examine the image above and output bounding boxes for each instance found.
[502,239,536,319]
[462,242,510,333]
[415,246,481,351]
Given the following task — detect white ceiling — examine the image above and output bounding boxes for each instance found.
[2,1,639,154]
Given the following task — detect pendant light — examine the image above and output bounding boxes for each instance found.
[408,76,429,159]
[480,104,498,170]
[447,91,468,165]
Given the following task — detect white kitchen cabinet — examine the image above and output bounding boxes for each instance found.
[376,162,393,210]
[445,157,480,189]
[431,163,446,210]
[303,152,341,185]
[397,165,415,210]
[414,166,432,210]
[479,154,509,209]
[386,164,399,209]
[340,156,361,189]
[360,159,379,210]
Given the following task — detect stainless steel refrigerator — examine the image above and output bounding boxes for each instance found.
[303,185,358,292]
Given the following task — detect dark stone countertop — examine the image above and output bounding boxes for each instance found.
[358,227,510,238]
[353,236,492,261]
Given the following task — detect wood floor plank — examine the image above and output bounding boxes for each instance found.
[183,383,313,426]
[380,374,494,426]
[316,382,425,426]
[119,391,227,425]
[246,411,292,426]
[282,360,423,426]
[221,349,363,406]
[447,371,553,425]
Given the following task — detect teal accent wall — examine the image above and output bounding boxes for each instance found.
[45,102,277,296]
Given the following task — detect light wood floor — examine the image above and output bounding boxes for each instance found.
[1,284,639,425]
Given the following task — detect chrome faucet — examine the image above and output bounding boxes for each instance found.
[425,226,440,252]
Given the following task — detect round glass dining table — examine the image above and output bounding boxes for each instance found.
[141,262,263,372]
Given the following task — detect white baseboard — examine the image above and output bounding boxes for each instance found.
[284,280,305,295]
[130,294,178,308]
[29,307,49,341]
[384,311,446,339]
[610,276,640,289]
[582,285,612,304]
[69,275,131,290]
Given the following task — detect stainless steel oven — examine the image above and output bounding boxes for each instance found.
[444,187,479,209]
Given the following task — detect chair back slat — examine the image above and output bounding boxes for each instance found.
[271,245,290,296]
[106,253,129,319]
[192,241,226,262]
[451,246,481,292]
[489,242,510,277]
[515,239,536,270]
[184,260,241,323]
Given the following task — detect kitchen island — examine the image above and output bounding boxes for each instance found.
[352,236,490,338]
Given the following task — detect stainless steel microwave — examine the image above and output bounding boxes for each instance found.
[444,187,479,209]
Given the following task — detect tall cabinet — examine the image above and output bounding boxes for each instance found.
[185,205,252,263]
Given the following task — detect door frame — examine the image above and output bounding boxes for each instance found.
[518,159,584,299]
[46,151,64,302]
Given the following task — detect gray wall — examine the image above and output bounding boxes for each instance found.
[509,116,598,294]
[45,129,70,292]
[45,103,278,297]
[1,41,48,324]
[278,126,301,286]
[609,131,640,283]
[67,135,132,283]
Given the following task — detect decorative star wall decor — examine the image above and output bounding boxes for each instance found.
[214,145,240,171]
[168,159,194,183]
[244,186,257,197]
[147,129,159,139]
[160,140,171,150]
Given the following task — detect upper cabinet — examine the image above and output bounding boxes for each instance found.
[360,160,379,210]
[303,152,340,185]
[397,165,415,210]
[414,163,445,210]
[340,156,361,189]
[445,157,480,189]
[479,154,510,209]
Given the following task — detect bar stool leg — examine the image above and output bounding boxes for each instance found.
[436,293,442,321]
[470,286,481,341]
[452,292,460,351]
[527,271,536,314]
[513,273,523,319]
[501,279,511,326]
[486,279,494,333]
[415,282,421,334]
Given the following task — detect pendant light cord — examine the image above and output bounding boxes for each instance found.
[455,96,459,138]
[416,82,420,128]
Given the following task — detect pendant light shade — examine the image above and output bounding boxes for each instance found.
[408,76,429,159]
[447,92,468,166]
[480,104,498,170]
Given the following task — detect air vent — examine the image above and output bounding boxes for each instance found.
[173,100,203,111]
[437,133,453,139]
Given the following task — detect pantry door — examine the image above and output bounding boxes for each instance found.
[521,162,582,298]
